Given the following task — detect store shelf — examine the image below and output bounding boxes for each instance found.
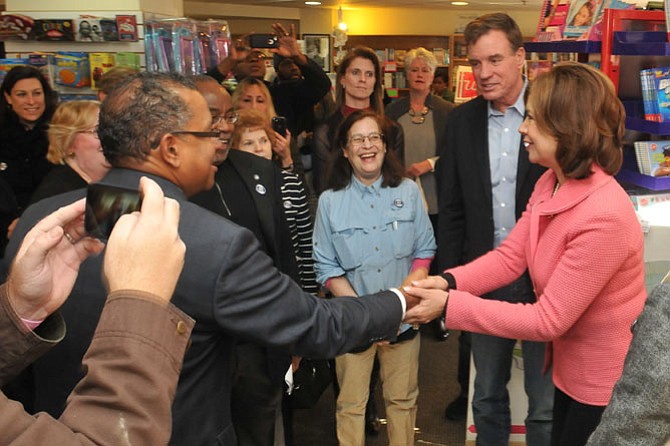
[524,40,601,54]
[617,149,670,191]
[624,101,670,135]
[612,31,670,55]
[617,168,670,190]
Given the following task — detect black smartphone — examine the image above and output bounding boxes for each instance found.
[249,34,278,48]
[271,116,287,137]
[85,183,142,241]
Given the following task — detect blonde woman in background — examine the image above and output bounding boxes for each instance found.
[232,77,294,171]
[29,100,109,205]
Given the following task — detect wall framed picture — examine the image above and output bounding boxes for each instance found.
[302,34,331,72]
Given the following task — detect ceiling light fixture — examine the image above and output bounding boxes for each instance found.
[305,1,321,5]
[451,1,469,4]
[337,6,348,31]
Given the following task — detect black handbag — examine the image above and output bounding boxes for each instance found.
[289,358,333,409]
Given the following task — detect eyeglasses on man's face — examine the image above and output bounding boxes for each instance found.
[212,111,238,127]
[348,132,383,148]
[172,130,226,140]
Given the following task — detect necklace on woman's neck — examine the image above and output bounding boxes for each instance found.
[408,106,428,124]
[552,181,561,197]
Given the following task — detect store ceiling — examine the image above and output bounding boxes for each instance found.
[199,0,541,11]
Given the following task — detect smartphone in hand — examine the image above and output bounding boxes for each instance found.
[271,116,287,137]
[85,183,142,241]
[249,34,278,49]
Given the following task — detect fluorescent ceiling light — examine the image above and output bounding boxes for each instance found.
[305,1,322,4]
[451,1,469,4]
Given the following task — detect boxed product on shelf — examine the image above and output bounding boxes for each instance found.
[144,18,202,75]
[115,52,141,69]
[196,20,231,72]
[74,18,104,42]
[89,53,115,90]
[31,19,74,41]
[0,58,29,83]
[28,53,55,88]
[100,18,119,41]
[0,14,34,40]
[116,15,138,42]
[634,141,670,177]
[54,51,91,88]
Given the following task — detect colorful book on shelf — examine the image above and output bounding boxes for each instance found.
[640,68,661,122]
[634,141,670,177]
[563,0,605,38]
[535,0,570,41]
[89,53,115,90]
[650,66,670,122]
[454,65,477,104]
[527,60,553,81]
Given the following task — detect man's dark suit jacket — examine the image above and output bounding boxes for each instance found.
[436,95,545,300]
[191,150,296,384]
[2,167,403,446]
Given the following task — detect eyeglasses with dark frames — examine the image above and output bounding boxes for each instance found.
[172,130,223,139]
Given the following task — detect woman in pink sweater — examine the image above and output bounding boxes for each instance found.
[406,62,647,446]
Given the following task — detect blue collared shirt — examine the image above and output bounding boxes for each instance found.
[313,176,436,334]
[487,81,527,247]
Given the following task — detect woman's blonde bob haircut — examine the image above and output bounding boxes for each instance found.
[47,100,101,164]
[526,61,623,179]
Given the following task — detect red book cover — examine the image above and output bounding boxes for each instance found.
[116,15,138,42]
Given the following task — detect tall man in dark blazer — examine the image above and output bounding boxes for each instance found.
[436,13,553,446]
[190,75,297,446]
[2,72,434,446]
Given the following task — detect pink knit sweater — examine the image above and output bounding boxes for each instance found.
[446,165,646,406]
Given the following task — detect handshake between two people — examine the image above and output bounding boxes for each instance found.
[401,275,451,326]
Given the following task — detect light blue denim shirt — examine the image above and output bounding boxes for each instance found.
[314,175,436,333]
[487,80,527,247]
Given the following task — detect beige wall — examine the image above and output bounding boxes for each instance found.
[183,2,541,37]
[6,0,182,16]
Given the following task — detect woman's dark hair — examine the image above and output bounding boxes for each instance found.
[333,46,383,113]
[0,65,58,125]
[327,109,404,191]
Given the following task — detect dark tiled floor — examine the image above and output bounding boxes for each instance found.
[291,327,466,446]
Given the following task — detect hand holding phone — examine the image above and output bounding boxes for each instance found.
[85,183,142,241]
[271,116,287,137]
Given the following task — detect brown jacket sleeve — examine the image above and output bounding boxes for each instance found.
[0,286,194,446]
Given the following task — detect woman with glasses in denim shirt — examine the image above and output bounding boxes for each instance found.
[313,109,435,446]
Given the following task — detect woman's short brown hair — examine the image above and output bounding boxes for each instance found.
[47,100,101,164]
[526,61,624,178]
[230,108,276,156]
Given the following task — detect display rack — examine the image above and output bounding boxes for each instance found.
[525,9,670,192]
